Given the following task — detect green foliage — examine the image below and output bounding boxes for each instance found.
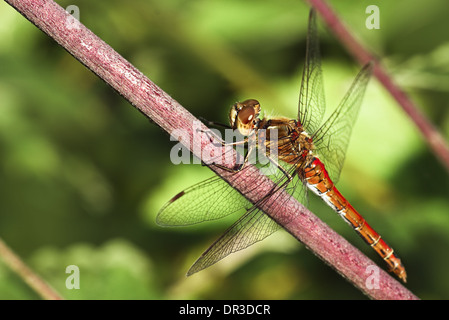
[0,0,448,299]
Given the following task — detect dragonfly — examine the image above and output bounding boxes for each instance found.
[157,9,407,283]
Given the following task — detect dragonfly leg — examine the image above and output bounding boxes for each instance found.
[264,153,294,183]
[212,141,252,173]
[197,126,250,149]
[199,117,231,129]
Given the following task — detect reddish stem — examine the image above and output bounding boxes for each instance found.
[308,0,449,173]
[0,238,63,300]
[4,0,419,300]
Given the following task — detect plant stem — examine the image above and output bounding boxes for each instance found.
[308,0,449,173]
[0,238,63,300]
[4,0,419,299]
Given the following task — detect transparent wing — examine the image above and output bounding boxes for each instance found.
[298,9,326,135]
[159,144,307,274]
[157,132,251,226]
[186,207,280,275]
[184,158,307,275]
[157,132,306,227]
[157,176,250,226]
[312,63,373,183]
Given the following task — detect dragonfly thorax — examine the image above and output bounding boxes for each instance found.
[229,99,261,136]
[299,130,315,153]
[298,130,317,162]
[272,122,316,165]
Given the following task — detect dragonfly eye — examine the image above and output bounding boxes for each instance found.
[229,99,260,133]
[238,106,256,125]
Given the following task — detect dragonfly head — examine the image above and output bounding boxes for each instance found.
[229,99,261,136]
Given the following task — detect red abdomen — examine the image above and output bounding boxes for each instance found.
[302,158,407,282]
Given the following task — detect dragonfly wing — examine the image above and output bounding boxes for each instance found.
[312,63,373,183]
[159,139,308,274]
[157,175,250,226]
[186,162,308,275]
[187,207,281,276]
[298,9,326,135]
[157,136,302,226]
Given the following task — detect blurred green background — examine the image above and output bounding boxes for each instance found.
[0,0,448,299]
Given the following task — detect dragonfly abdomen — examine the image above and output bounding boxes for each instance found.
[303,158,407,282]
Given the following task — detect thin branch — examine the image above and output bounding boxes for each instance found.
[0,238,63,300]
[307,0,449,174]
[4,0,419,300]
